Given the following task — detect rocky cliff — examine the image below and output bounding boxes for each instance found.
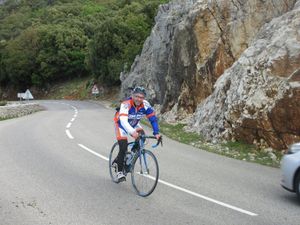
[121,0,300,149]
[121,0,198,105]
[190,1,300,149]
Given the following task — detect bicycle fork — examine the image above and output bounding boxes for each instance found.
[139,151,149,175]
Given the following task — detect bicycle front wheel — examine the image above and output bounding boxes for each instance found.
[131,150,159,197]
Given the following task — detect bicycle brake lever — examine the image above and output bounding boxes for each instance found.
[159,136,163,146]
[152,136,163,148]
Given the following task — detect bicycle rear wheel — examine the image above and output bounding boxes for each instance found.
[131,149,159,197]
[109,142,120,183]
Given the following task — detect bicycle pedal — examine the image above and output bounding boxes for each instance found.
[117,177,126,183]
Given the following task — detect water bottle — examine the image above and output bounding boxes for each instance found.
[126,152,133,165]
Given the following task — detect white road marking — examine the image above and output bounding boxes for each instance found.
[47,102,78,139]
[78,144,109,161]
[76,144,258,217]
[48,102,258,217]
[145,174,258,216]
[65,129,74,139]
[58,102,257,216]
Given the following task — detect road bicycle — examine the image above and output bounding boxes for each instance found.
[109,135,163,197]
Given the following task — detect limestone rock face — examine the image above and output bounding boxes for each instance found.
[121,0,296,117]
[190,1,300,149]
[120,0,198,104]
[121,0,300,149]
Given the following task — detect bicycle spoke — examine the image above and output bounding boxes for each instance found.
[131,150,159,197]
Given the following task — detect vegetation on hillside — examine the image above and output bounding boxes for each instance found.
[0,0,168,90]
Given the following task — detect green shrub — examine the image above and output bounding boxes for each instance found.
[0,0,169,88]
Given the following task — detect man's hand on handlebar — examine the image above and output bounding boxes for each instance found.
[131,131,139,139]
[155,134,161,140]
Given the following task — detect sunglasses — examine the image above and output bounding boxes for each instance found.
[133,94,145,99]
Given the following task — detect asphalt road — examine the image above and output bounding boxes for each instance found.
[0,100,299,225]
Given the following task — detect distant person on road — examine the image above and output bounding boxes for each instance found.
[113,86,160,182]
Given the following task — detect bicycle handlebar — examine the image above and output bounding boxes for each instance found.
[136,135,163,148]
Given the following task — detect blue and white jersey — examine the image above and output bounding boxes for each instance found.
[114,97,159,135]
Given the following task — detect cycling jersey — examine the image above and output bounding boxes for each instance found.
[114,97,159,140]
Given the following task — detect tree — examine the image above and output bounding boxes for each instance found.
[2,27,40,88]
[35,24,88,85]
[88,9,150,85]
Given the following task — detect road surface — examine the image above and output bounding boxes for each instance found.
[0,100,299,225]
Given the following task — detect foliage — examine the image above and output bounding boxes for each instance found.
[88,0,168,85]
[0,0,169,89]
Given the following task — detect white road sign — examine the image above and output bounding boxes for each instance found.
[92,85,99,95]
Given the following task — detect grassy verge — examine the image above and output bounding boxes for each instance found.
[0,116,15,121]
[46,77,93,100]
[45,77,120,102]
[142,120,283,167]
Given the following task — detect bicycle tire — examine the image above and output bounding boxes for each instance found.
[131,149,159,197]
[108,142,120,183]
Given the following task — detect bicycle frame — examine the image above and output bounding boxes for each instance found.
[126,135,161,174]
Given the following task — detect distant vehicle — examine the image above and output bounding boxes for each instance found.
[281,142,300,201]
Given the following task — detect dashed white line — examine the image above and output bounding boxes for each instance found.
[63,104,78,139]
[65,129,74,139]
[76,143,258,217]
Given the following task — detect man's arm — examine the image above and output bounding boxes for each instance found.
[144,101,159,135]
[119,102,136,135]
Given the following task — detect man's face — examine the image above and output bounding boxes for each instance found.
[132,93,145,106]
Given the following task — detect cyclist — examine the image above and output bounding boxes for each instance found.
[113,86,160,182]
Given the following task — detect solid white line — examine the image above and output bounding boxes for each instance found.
[78,144,109,161]
[71,118,75,122]
[66,123,72,128]
[74,114,77,118]
[76,144,258,216]
[65,129,74,139]
[146,174,258,216]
